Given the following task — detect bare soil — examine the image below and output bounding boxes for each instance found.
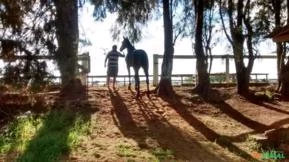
[1,85,289,162]
[67,86,289,162]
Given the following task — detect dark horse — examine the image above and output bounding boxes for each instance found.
[120,37,149,98]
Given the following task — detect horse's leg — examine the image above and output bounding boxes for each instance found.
[143,67,150,97]
[134,68,140,98]
[127,66,131,90]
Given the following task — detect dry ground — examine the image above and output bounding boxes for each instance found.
[1,85,289,162]
[65,85,289,162]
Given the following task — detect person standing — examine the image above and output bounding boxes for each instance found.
[104,45,125,88]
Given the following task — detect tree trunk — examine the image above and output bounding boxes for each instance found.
[194,0,210,98]
[235,65,250,95]
[280,62,289,96]
[226,0,250,95]
[279,0,289,96]
[272,0,285,92]
[233,46,249,95]
[242,0,255,95]
[54,0,79,86]
[157,0,174,97]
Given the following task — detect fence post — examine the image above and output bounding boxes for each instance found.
[153,54,159,86]
[225,55,230,83]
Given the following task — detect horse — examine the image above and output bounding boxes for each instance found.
[120,37,149,98]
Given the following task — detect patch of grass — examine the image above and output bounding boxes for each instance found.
[116,144,137,158]
[0,109,90,162]
[0,114,42,154]
[126,159,136,162]
[151,148,174,161]
[255,90,275,101]
[246,136,263,151]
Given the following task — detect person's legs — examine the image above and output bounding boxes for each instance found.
[113,76,116,89]
[107,68,111,87]
[112,66,118,89]
[106,76,110,87]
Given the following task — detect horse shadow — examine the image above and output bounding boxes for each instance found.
[108,88,243,161]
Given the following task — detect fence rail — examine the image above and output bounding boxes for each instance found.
[48,73,272,86]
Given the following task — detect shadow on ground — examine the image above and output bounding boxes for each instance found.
[2,81,97,162]
[108,88,242,162]
[162,92,261,162]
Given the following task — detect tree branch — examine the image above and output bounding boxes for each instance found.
[219,0,233,45]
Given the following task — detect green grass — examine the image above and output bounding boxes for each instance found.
[245,135,263,151]
[0,109,90,162]
[116,144,137,158]
[151,148,174,162]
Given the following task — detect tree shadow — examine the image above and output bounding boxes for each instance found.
[221,116,289,143]
[6,82,96,162]
[269,117,289,128]
[244,93,289,115]
[161,93,260,162]
[108,89,243,161]
[210,101,269,132]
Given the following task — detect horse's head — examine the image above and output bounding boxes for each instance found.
[120,37,130,52]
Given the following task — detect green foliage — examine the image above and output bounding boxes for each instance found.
[91,0,156,43]
[0,109,90,162]
[0,1,58,88]
[0,114,41,154]
[245,136,263,151]
[151,148,174,161]
[210,74,226,83]
[1,61,53,91]
[0,1,57,56]
[116,144,137,158]
[255,90,275,101]
[91,0,192,43]
[0,0,35,33]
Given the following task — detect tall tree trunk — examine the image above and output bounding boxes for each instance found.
[157,0,174,97]
[279,0,289,96]
[243,0,255,94]
[280,62,289,96]
[273,0,285,92]
[54,0,79,86]
[233,43,248,95]
[194,0,210,98]
[223,0,250,95]
[229,0,247,94]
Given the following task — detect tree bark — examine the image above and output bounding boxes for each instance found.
[157,0,175,97]
[54,0,79,86]
[280,62,289,96]
[194,0,210,98]
[225,0,252,95]
[279,0,289,96]
[273,0,284,92]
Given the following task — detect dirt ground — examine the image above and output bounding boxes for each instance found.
[1,85,289,162]
[62,85,289,162]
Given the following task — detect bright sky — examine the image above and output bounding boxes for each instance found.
[76,3,278,79]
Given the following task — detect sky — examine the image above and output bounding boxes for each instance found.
[57,3,278,80]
